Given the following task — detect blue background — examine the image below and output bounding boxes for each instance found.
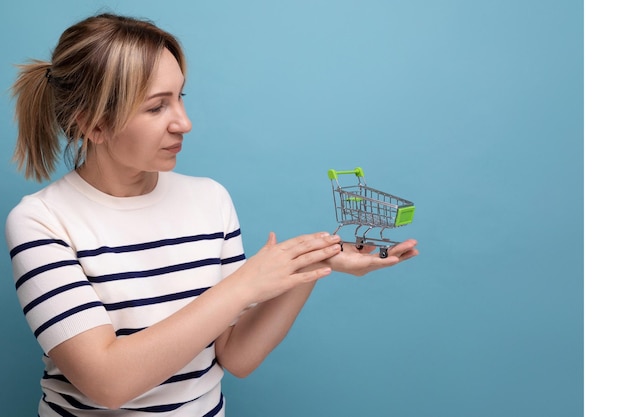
[0,1,583,416]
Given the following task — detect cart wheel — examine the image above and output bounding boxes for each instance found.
[379,248,388,258]
[356,237,365,250]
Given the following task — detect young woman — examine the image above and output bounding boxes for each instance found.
[5,13,418,416]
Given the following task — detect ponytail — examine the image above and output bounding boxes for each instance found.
[12,60,62,182]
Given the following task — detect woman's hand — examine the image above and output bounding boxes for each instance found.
[229,231,342,305]
[326,238,418,277]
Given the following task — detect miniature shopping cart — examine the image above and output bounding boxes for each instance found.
[328,167,415,258]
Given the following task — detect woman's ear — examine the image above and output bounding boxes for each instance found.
[87,124,106,144]
[77,114,107,145]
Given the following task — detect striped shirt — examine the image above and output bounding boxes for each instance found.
[5,170,246,416]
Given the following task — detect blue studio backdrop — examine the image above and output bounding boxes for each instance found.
[0,1,582,416]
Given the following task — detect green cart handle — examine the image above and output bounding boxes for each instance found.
[327,167,365,180]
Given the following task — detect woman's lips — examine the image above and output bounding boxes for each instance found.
[164,143,182,153]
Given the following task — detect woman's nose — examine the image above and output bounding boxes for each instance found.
[171,103,192,133]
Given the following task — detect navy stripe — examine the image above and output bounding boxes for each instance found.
[23,281,92,315]
[77,233,225,258]
[115,327,145,337]
[222,253,246,265]
[163,358,218,384]
[60,393,101,410]
[9,238,70,259]
[104,287,208,311]
[121,392,224,414]
[15,260,81,290]
[34,302,103,338]
[202,392,224,417]
[88,258,221,283]
[122,397,196,413]
[43,393,80,417]
[43,371,70,384]
[43,391,225,416]
[203,393,224,417]
[225,229,241,240]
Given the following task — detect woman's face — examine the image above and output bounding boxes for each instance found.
[98,48,192,175]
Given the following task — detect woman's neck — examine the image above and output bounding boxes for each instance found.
[76,164,158,197]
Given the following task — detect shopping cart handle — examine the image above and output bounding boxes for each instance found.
[328,167,365,180]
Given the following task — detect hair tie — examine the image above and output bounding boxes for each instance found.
[45,67,52,82]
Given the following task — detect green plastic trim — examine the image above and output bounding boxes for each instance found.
[394,205,415,226]
[327,167,365,180]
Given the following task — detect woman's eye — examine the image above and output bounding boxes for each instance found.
[148,105,164,113]
[179,92,186,101]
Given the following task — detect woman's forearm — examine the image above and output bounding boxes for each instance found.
[215,281,317,377]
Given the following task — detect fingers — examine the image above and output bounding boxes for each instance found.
[265,232,277,247]
[339,239,418,259]
[294,265,333,283]
[283,235,342,280]
[387,239,419,260]
[238,232,341,303]
[292,240,342,271]
[278,231,335,251]
[257,231,341,274]
[271,232,341,263]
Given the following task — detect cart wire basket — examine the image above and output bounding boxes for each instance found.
[328,167,415,258]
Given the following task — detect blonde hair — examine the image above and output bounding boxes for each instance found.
[11,13,186,181]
